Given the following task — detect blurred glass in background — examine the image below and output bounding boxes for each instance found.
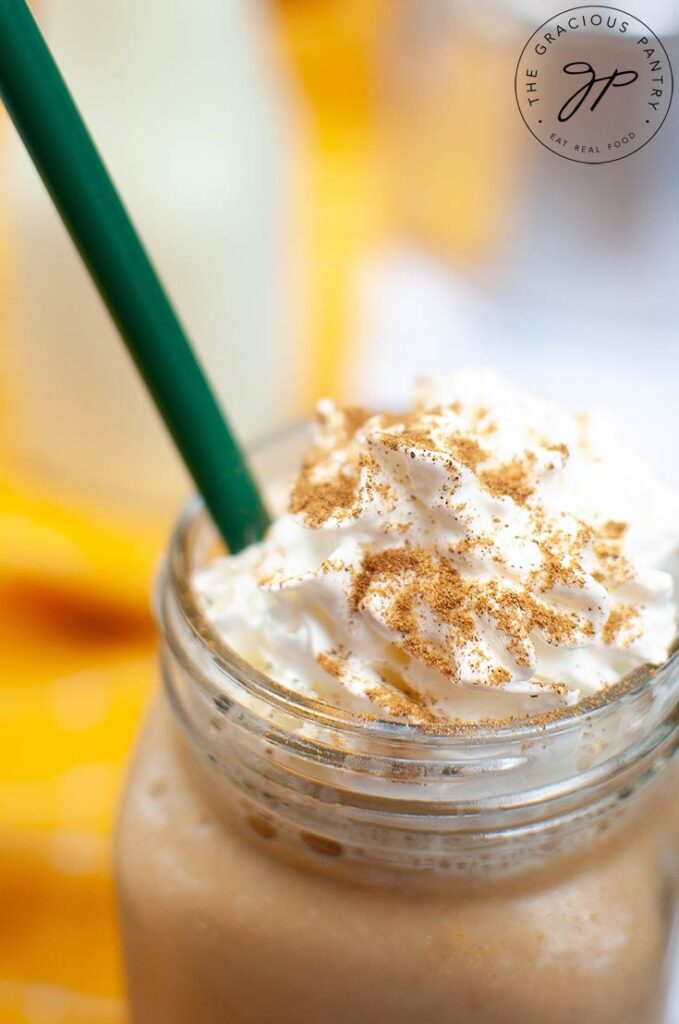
[3,0,301,514]
[0,1,677,1022]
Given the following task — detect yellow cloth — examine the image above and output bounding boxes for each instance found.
[0,472,158,1023]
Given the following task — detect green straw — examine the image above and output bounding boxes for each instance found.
[0,0,270,553]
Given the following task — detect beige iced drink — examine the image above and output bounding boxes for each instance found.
[116,371,679,1023]
[118,694,679,1024]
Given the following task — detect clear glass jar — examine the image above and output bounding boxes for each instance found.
[116,431,679,1024]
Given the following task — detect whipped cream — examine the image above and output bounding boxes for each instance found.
[195,370,679,723]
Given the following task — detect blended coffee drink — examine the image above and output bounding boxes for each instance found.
[117,370,679,1023]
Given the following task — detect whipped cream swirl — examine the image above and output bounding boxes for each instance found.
[195,370,679,723]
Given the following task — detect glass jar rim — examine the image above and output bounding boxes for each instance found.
[162,488,679,751]
[155,418,679,858]
[155,422,679,859]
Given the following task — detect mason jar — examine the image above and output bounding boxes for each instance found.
[116,431,679,1024]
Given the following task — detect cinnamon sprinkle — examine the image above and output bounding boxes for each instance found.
[280,396,652,725]
[545,441,570,460]
[365,683,442,727]
[289,464,359,527]
[599,519,628,540]
[479,454,536,504]
[592,531,634,588]
[316,651,343,678]
[348,545,594,681]
[447,435,489,471]
[602,604,642,646]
